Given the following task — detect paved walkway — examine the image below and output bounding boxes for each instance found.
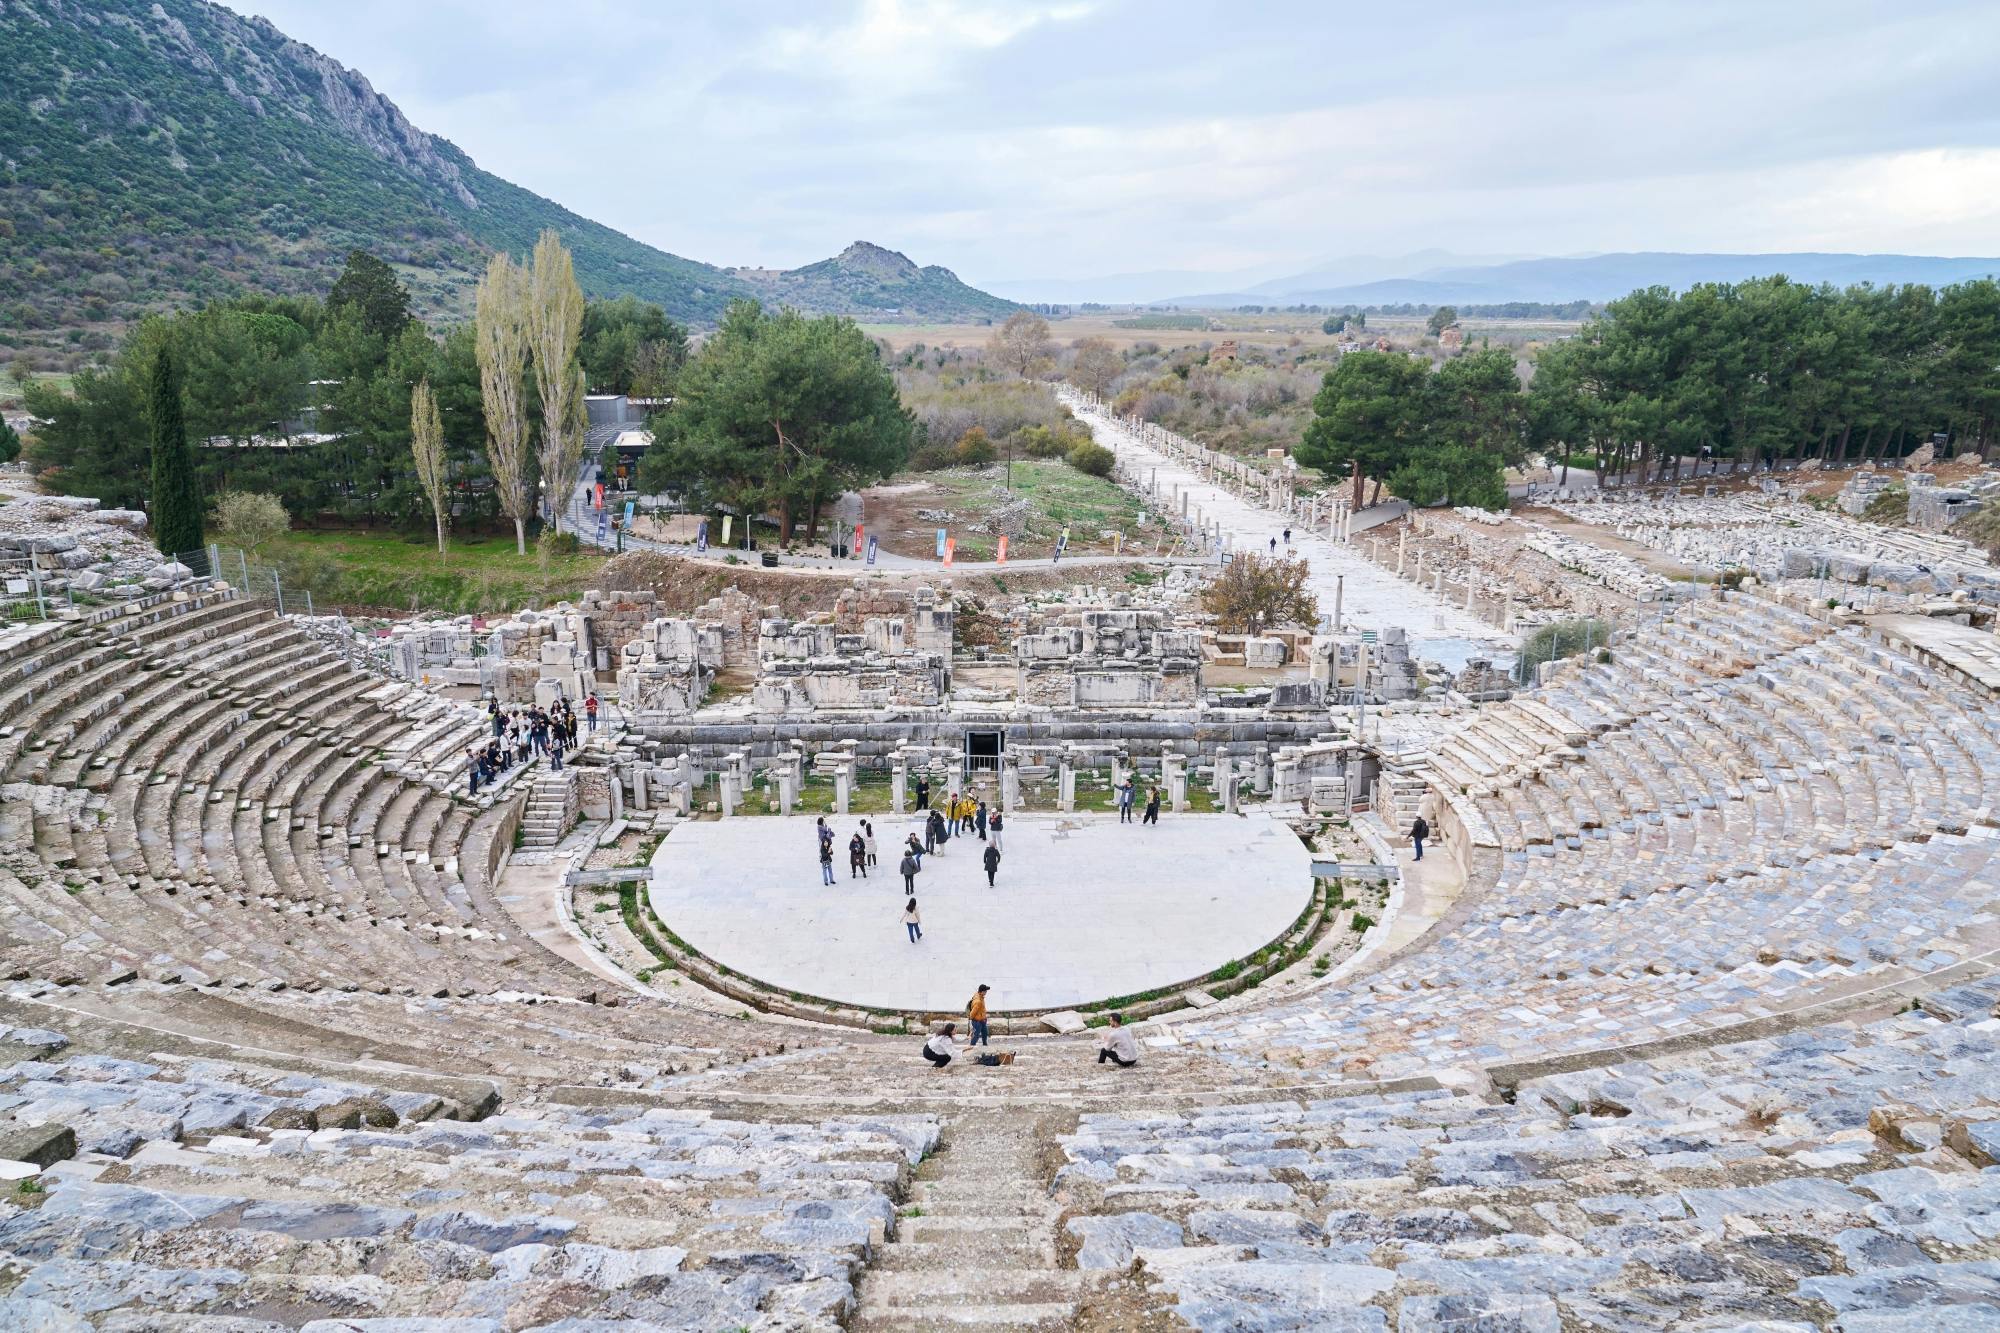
[1062,391,1516,670]
[647,812,1314,1011]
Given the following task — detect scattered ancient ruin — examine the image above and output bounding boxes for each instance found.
[2,436,1998,1331]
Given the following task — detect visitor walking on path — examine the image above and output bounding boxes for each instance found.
[975,800,988,841]
[585,693,598,731]
[903,897,923,943]
[849,832,868,879]
[983,841,1001,887]
[1143,787,1162,825]
[900,850,920,894]
[1097,1013,1140,1067]
[820,837,835,886]
[967,985,991,1046]
[1410,815,1430,862]
[922,1022,956,1066]
[1118,779,1134,823]
[863,820,878,867]
[988,813,1003,853]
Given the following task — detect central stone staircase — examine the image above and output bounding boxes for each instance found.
[853,1107,1104,1331]
[521,768,578,850]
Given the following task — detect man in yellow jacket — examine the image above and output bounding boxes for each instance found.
[967,984,991,1046]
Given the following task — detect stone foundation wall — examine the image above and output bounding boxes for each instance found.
[631,714,1335,768]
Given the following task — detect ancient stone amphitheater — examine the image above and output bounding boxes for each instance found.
[2,546,1999,1329]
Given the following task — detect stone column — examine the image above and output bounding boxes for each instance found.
[1109,749,1126,792]
[1057,749,1076,813]
[1222,765,1240,814]
[720,767,740,818]
[1397,527,1407,575]
[1253,748,1273,795]
[1162,746,1188,813]
[891,753,907,814]
[1001,753,1021,813]
[777,760,797,817]
[834,762,851,815]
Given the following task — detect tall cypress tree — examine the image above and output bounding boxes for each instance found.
[148,346,204,560]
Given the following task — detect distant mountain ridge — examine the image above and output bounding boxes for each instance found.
[0,0,1013,358]
[1155,251,2000,307]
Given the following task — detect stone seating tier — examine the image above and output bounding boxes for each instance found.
[0,1049,936,1331]
[1054,983,2000,1331]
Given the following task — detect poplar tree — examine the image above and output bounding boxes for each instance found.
[410,377,450,556]
[528,230,586,529]
[475,252,534,554]
[147,345,204,560]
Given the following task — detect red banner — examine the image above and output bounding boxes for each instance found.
[996,535,1008,565]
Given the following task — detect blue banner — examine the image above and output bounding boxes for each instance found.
[866,535,878,566]
[935,528,947,558]
[696,519,709,552]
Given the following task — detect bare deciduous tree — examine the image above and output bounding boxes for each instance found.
[475,252,534,554]
[529,229,586,528]
[410,377,449,556]
[990,311,1054,377]
[1070,336,1122,397]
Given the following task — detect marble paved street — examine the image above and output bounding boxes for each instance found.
[648,812,1314,1011]
[1063,389,1515,670]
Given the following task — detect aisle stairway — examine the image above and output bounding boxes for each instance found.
[854,1107,1100,1331]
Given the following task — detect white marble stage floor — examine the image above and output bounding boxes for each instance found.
[647,812,1314,1012]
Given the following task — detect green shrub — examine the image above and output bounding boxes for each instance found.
[1516,617,1613,681]
[1066,441,1114,477]
[952,427,997,467]
[907,443,954,472]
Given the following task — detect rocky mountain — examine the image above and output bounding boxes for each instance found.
[0,0,1013,367]
[738,242,1015,321]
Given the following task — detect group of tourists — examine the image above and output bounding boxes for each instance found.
[922,999,1138,1070]
[465,695,589,795]
[815,816,880,886]
[1114,778,1164,825]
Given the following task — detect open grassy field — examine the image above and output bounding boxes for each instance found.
[862,308,1584,355]
[862,460,1165,562]
[260,528,609,615]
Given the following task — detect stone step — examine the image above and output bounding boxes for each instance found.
[899,1215,1037,1245]
[850,1302,1078,1331]
[873,1239,1046,1271]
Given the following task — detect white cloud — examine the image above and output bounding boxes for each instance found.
[758,0,1095,100]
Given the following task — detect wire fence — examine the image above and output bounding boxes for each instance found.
[0,555,50,624]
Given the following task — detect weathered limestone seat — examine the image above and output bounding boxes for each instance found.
[1053,980,2000,1330]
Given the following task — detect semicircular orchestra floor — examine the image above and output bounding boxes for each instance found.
[648,811,1315,1012]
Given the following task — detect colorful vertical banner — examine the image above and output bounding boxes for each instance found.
[996,535,1008,565]
[935,528,948,558]
[594,481,605,510]
[622,501,635,527]
[943,538,955,568]
[696,518,709,552]
[596,508,609,544]
[721,515,733,547]
[1113,531,1123,554]
[852,523,864,556]
[866,535,878,565]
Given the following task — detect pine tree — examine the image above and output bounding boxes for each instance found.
[148,346,204,560]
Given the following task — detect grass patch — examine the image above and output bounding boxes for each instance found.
[873,460,1156,562]
[255,528,608,615]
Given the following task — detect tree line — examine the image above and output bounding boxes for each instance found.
[1526,277,2000,482]
[1296,276,2000,510]
[23,248,690,538]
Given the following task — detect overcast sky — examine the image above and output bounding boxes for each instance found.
[236,0,2000,290]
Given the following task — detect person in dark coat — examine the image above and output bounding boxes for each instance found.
[1410,815,1430,862]
[916,777,930,810]
[983,841,1001,887]
[849,832,868,879]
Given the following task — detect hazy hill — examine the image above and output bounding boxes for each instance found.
[0,0,1012,366]
[1157,251,2000,307]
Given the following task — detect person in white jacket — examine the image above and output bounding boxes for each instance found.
[1097,1013,1139,1068]
[922,1023,958,1069]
